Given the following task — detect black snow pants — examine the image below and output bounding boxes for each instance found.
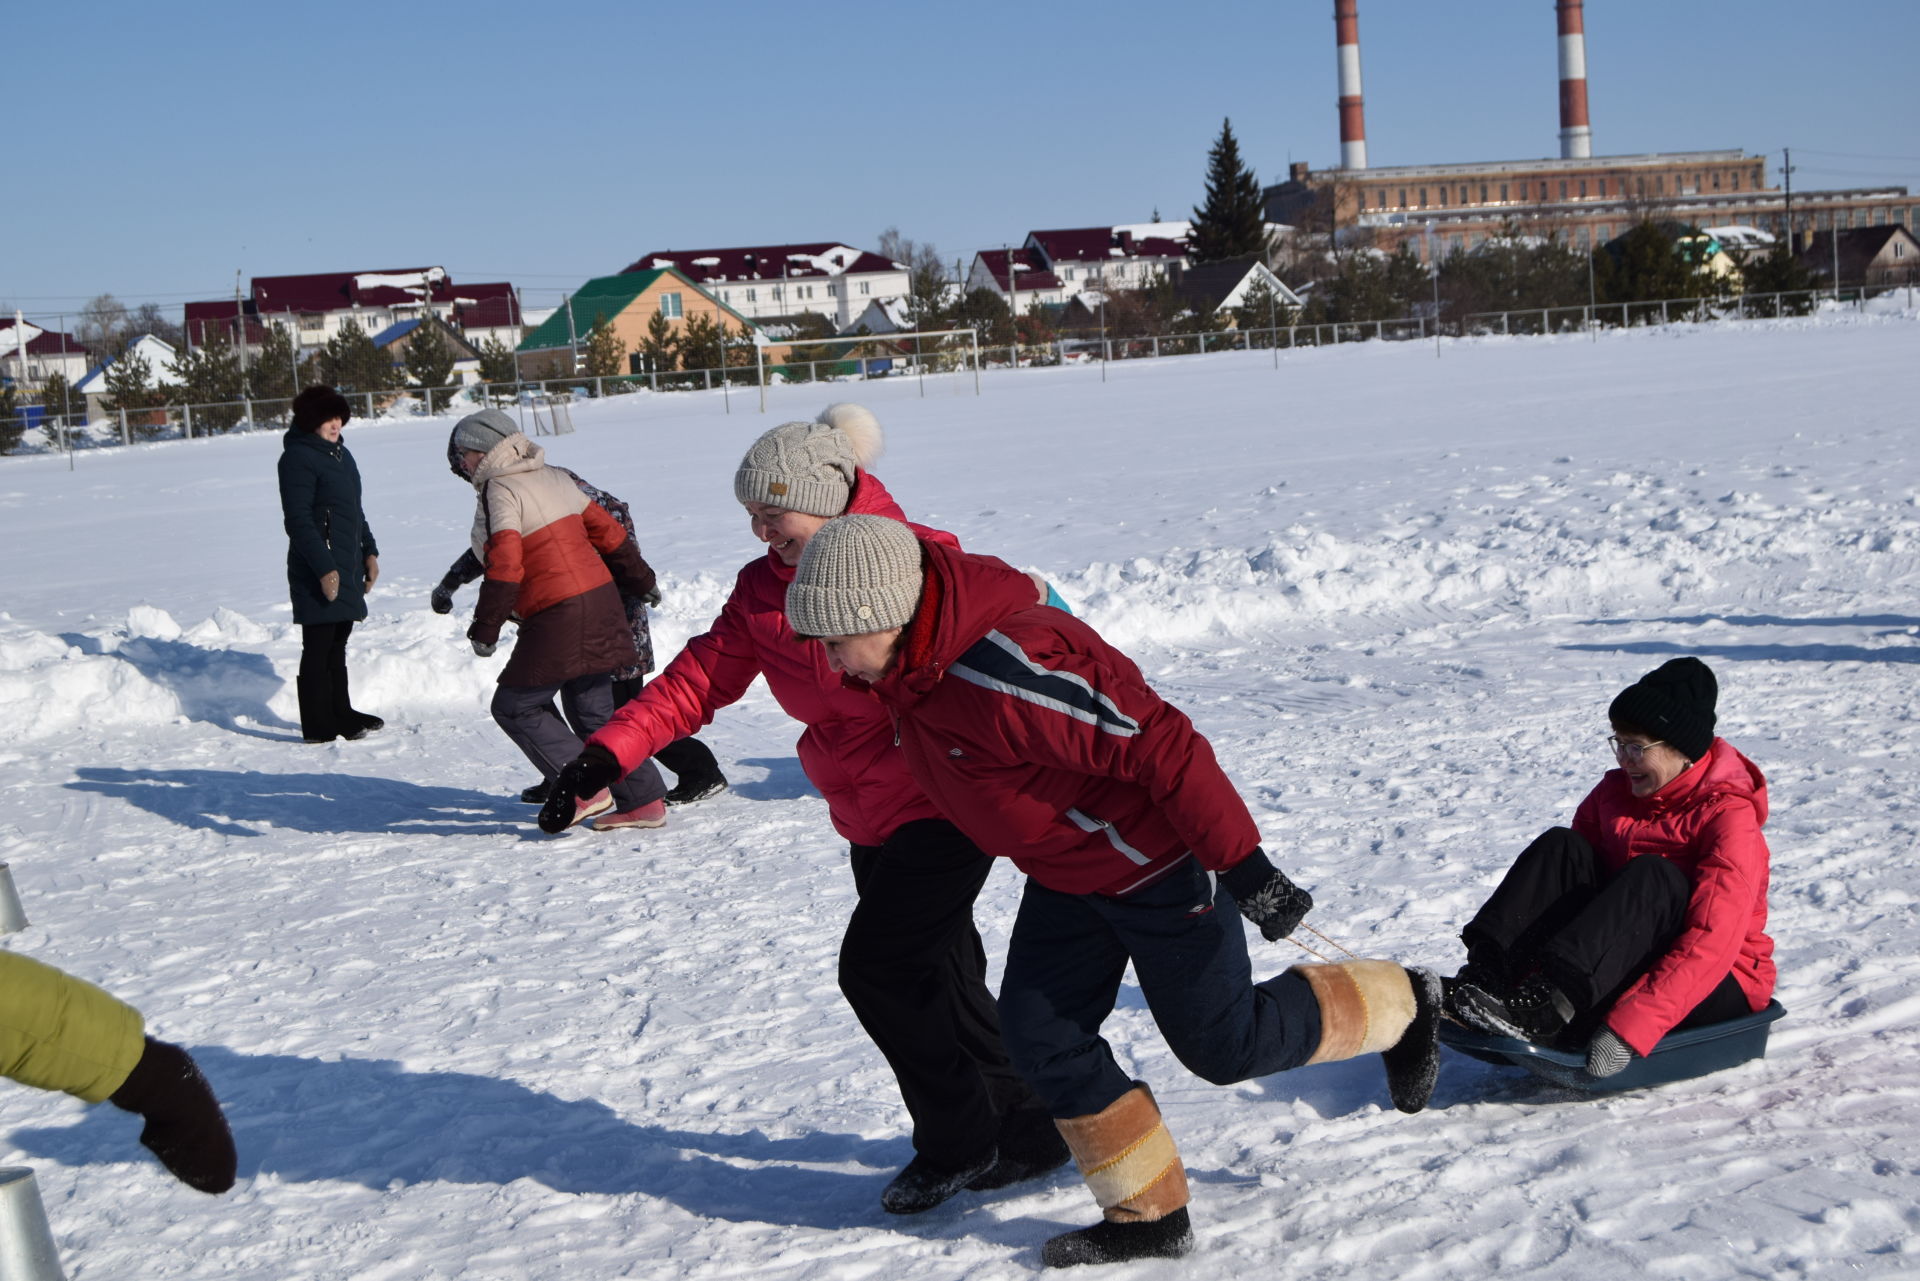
[297,620,357,741]
[838,818,1042,1169]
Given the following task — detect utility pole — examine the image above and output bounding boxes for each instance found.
[234,270,248,378]
[1780,147,1794,244]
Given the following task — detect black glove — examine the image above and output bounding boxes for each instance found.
[643,587,663,608]
[430,583,456,614]
[1219,847,1313,942]
[537,747,622,833]
[108,1037,238,1194]
[471,638,496,657]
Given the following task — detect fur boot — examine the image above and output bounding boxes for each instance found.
[1293,960,1440,1113]
[1042,1083,1195,1267]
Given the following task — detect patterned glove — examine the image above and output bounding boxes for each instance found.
[1219,847,1313,942]
[537,749,622,834]
[1587,1026,1633,1078]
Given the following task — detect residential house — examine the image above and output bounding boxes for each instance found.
[619,243,911,331]
[0,321,91,391]
[966,249,1066,315]
[184,270,523,355]
[1168,258,1304,324]
[73,335,179,423]
[370,316,483,386]
[515,269,778,379]
[969,223,1202,314]
[1794,225,1920,290]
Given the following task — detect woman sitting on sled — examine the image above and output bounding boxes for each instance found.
[1447,657,1776,1079]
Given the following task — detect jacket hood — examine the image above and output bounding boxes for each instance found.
[1633,737,1769,826]
[760,469,904,583]
[468,432,544,488]
[882,540,1042,706]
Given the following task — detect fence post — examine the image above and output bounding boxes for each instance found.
[119,408,130,446]
[183,403,194,439]
[364,392,375,420]
[1151,336,1159,359]
[243,397,254,429]
[424,387,433,416]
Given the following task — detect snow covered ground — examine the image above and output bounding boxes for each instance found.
[0,312,1915,1279]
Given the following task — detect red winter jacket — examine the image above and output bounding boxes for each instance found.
[866,540,1262,897]
[586,473,956,846]
[1572,738,1776,1054]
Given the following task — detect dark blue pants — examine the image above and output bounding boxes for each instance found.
[997,857,1322,1118]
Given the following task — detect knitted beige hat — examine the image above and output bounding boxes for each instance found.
[734,403,884,516]
[787,514,924,638]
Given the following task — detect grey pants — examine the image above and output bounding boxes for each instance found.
[491,675,664,812]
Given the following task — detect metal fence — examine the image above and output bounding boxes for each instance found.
[4,288,1914,453]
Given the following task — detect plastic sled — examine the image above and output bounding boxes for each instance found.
[1439,1000,1786,1092]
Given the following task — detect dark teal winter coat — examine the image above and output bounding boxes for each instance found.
[278,428,378,625]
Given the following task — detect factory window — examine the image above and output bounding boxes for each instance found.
[1874,207,1888,226]
[1399,188,1408,207]
[1598,177,1607,197]
[1459,185,1468,203]
[1499,183,1509,202]
[1376,190,1387,209]
[1560,181,1569,201]
[1655,176,1665,195]
[1712,173,1721,190]
[1480,184,1488,203]
[1418,187,1428,207]
[1540,183,1549,201]
[1578,180,1587,198]
[1731,172,1740,192]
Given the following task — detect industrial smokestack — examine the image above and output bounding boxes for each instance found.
[1557,0,1592,159]
[1334,0,1367,170]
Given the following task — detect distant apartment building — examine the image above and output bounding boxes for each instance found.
[0,320,90,390]
[970,223,1198,314]
[184,269,524,352]
[619,243,910,332]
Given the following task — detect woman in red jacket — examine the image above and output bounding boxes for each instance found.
[1448,657,1776,1079]
[784,514,1442,1268]
[541,405,1066,1215]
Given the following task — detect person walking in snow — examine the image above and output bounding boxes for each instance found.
[780,513,1442,1267]
[430,448,726,808]
[538,405,1070,1215]
[278,385,383,743]
[0,951,236,1194]
[449,409,669,831]
[1446,657,1777,1079]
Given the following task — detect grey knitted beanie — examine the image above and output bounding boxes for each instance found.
[787,514,925,638]
[734,403,884,516]
[451,408,519,455]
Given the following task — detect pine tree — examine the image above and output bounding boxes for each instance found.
[0,382,22,454]
[405,319,457,391]
[316,319,396,394]
[250,323,299,407]
[640,311,677,375]
[676,313,724,374]
[172,328,247,431]
[38,372,77,433]
[476,336,519,384]
[582,313,626,379]
[101,346,170,438]
[1188,118,1268,265]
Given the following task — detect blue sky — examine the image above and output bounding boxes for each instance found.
[8,0,1915,319]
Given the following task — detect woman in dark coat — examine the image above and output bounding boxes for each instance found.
[278,385,382,743]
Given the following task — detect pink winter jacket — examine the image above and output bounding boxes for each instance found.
[1572,737,1776,1055]
[585,472,957,846]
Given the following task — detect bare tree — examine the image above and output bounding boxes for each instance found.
[79,293,131,362]
[129,301,185,349]
[877,227,951,327]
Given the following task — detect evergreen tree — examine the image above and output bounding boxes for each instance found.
[580,313,626,379]
[316,319,396,394]
[476,336,519,384]
[640,311,677,375]
[405,319,458,391]
[1736,242,1817,313]
[172,328,247,431]
[1232,277,1296,344]
[1188,118,1267,265]
[38,372,77,432]
[0,382,22,454]
[676,313,725,374]
[101,346,171,438]
[250,323,300,407]
[1594,221,1703,312]
[950,287,1015,347]
[1437,231,1588,322]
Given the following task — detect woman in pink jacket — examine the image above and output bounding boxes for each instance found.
[540,405,1066,1215]
[1448,657,1776,1078]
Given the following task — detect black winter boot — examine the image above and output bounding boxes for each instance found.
[519,779,552,804]
[1382,967,1443,1113]
[657,737,728,806]
[1042,1207,1195,1267]
[967,1105,1071,1191]
[880,1148,998,1214]
[1453,977,1574,1044]
[108,1038,238,1194]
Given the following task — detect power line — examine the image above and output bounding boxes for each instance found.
[1790,148,1920,163]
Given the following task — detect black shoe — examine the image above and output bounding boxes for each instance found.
[340,723,369,741]
[1383,967,1443,1114]
[348,711,384,734]
[520,779,552,805]
[1452,978,1573,1044]
[880,1148,998,1214]
[301,731,338,744]
[663,774,728,807]
[1042,1207,1194,1267]
[968,1106,1071,1190]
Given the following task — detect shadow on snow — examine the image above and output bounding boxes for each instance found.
[58,631,298,739]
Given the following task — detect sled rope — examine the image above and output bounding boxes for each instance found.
[1289,924,1362,961]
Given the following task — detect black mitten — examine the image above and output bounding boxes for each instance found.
[108,1037,238,1194]
[537,747,622,833]
[1218,847,1313,942]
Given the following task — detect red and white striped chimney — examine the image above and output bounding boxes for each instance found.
[1557,0,1592,159]
[1334,0,1367,170]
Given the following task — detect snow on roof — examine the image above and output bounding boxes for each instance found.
[1112,220,1193,241]
[692,257,720,266]
[1702,225,1776,248]
[354,268,446,294]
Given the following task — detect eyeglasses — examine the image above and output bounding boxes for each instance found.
[1607,735,1667,762]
